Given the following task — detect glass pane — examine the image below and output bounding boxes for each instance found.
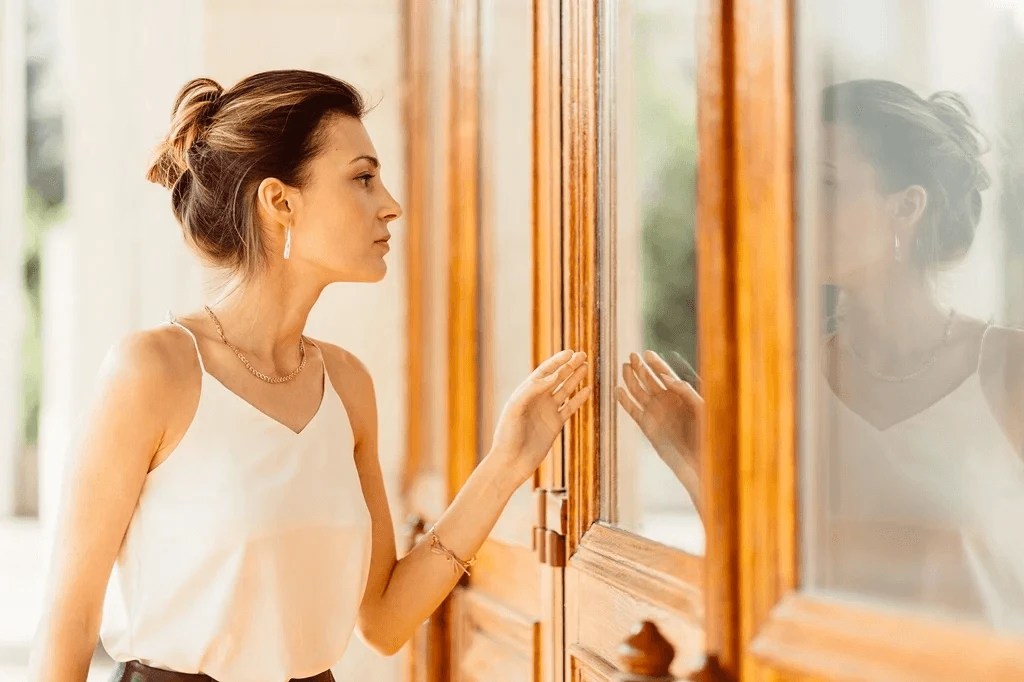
[478,0,534,545]
[800,0,1024,632]
[606,0,704,554]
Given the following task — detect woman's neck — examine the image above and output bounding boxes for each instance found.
[835,270,952,367]
[207,267,326,368]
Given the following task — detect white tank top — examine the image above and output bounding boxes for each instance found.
[100,319,373,681]
[821,324,1024,632]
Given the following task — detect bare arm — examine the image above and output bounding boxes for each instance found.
[325,346,590,656]
[27,329,191,681]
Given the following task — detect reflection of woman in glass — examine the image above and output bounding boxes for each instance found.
[817,79,1024,629]
[619,79,1024,630]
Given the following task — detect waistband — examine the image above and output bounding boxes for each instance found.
[108,660,336,682]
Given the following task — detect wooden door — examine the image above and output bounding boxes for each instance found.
[558,0,733,679]
[401,0,456,679]
[403,0,563,680]
[731,0,1024,680]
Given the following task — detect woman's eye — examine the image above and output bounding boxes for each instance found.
[357,174,375,188]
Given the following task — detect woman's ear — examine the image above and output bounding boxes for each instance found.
[255,176,299,229]
[890,184,928,230]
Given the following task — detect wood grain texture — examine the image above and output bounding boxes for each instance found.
[468,538,542,617]
[451,588,542,682]
[448,0,481,496]
[730,0,797,679]
[752,593,1024,682]
[569,645,619,682]
[402,0,428,504]
[695,0,740,678]
[567,562,705,680]
[533,0,564,491]
[561,0,601,553]
[560,0,716,680]
[571,524,703,618]
[729,1,1024,680]
[401,2,450,680]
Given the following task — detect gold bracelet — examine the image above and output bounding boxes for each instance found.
[428,528,477,576]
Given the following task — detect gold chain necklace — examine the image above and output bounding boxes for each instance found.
[204,306,307,384]
[837,309,956,383]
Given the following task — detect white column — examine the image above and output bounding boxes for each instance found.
[0,0,27,518]
[38,0,207,541]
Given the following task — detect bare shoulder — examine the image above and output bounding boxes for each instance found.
[976,324,1024,453]
[977,325,1024,387]
[92,325,204,433]
[101,325,198,389]
[313,340,378,445]
[314,340,371,377]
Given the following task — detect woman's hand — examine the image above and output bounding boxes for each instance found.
[615,350,702,480]
[489,350,592,484]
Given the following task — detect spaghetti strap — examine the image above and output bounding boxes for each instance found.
[165,312,207,374]
[976,319,997,374]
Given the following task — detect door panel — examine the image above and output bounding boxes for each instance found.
[451,590,541,682]
[561,0,716,679]
[446,0,557,680]
[734,0,1024,679]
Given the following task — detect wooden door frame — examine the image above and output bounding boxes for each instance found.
[401,0,455,679]
[407,0,565,679]
[733,0,1024,680]
[560,0,721,679]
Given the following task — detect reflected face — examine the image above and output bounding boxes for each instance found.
[819,123,900,288]
[290,116,403,283]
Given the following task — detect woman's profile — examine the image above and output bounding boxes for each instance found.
[27,70,591,682]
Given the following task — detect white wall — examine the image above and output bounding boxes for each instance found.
[46,0,407,678]
[0,0,28,518]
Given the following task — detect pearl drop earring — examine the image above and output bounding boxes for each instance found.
[283,225,292,260]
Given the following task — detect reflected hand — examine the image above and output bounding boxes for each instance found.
[490,350,593,485]
[615,351,703,490]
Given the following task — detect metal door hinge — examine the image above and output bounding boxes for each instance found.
[532,488,567,567]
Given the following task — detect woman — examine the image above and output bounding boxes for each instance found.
[27,70,591,682]
[618,79,1024,630]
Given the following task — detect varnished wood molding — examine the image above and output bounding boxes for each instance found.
[571,524,704,620]
[751,593,1024,682]
[616,621,675,680]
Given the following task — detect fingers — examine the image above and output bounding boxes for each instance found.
[553,361,589,404]
[661,373,702,405]
[614,385,643,425]
[629,352,665,395]
[534,349,580,379]
[668,351,701,389]
[558,385,592,417]
[621,362,650,408]
[643,350,679,382]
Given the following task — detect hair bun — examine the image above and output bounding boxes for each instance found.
[145,78,224,189]
[927,91,991,193]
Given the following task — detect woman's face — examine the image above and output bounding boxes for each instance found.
[819,123,901,288]
[288,115,403,283]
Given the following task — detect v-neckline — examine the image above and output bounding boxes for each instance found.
[203,365,329,436]
[825,369,979,433]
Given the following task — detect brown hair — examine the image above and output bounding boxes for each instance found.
[822,79,991,270]
[147,70,367,277]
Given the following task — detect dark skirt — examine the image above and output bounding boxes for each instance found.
[108,660,336,682]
